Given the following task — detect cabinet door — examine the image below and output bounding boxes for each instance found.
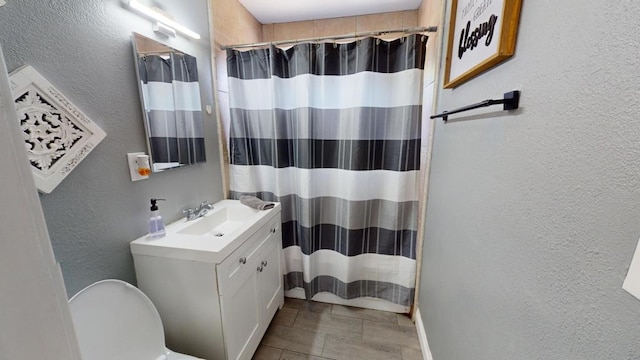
[220,262,261,360]
[257,236,284,326]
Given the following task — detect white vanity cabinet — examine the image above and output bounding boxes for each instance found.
[130,202,284,360]
[217,219,282,360]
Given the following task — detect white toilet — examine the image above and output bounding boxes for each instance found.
[68,279,203,360]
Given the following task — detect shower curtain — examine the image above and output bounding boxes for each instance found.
[138,53,205,167]
[227,35,426,309]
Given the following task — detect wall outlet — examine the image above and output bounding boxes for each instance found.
[127,152,149,182]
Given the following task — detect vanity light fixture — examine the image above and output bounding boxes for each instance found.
[128,0,201,40]
[153,21,176,38]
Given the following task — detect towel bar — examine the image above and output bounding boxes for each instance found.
[431,90,520,122]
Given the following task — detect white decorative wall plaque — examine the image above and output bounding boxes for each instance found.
[9,65,106,193]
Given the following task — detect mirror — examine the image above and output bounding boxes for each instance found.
[132,32,206,172]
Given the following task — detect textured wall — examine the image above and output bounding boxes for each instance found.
[0,0,223,296]
[419,1,640,359]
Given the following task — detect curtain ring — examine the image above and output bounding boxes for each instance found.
[376,38,380,45]
[400,37,405,43]
[333,42,337,49]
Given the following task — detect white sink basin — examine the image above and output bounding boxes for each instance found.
[130,200,280,263]
[177,205,259,236]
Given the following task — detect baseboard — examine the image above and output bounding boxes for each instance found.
[414,308,434,360]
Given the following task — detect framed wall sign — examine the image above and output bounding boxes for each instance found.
[444,0,522,88]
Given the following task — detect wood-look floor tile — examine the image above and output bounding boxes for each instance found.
[293,310,363,339]
[331,304,397,323]
[396,313,415,327]
[402,347,423,360]
[252,345,282,360]
[321,334,403,360]
[363,320,421,349]
[280,350,333,360]
[284,298,332,314]
[273,306,298,327]
[261,325,325,356]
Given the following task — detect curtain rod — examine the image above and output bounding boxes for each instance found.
[220,26,437,51]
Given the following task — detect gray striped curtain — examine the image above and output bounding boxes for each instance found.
[227,35,426,307]
[138,53,205,168]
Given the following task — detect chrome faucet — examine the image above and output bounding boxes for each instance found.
[183,200,214,221]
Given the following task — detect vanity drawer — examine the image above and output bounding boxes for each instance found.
[217,217,280,295]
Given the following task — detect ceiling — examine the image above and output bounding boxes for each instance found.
[239,0,423,24]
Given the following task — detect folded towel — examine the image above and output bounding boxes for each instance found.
[239,195,275,210]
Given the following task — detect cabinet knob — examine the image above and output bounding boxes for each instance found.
[270,227,276,234]
[239,257,247,265]
[257,265,264,272]
[261,260,268,267]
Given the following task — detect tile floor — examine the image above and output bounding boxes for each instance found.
[253,298,423,360]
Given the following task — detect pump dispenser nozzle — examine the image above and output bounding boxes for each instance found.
[150,198,166,211]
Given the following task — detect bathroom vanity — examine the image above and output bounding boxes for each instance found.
[130,200,284,360]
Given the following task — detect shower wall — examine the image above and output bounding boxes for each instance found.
[262,11,419,42]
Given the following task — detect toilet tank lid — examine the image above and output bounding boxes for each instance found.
[68,279,167,360]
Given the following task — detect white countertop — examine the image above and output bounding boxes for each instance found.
[130,200,281,263]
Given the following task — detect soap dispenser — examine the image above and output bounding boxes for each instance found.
[148,198,166,239]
